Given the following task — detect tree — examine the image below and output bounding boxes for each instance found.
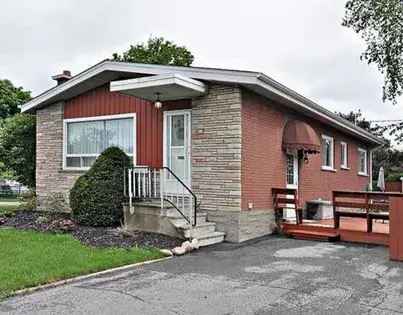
[0,114,36,189]
[112,37,194,66]
[338,110,403,180]
[0,79,31,119]
[342,0,403,104]
[337,109,387,139]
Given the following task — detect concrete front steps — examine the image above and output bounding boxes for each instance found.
[168,212,225,247]
[125,200,225,247]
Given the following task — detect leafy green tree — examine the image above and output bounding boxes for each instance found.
[112,37,194,66]
[0,79,31,119]
[0,114,36,189]
[342,0,403,104]
[338,110,403,180]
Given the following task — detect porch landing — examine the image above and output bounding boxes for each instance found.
[282,217,389,246]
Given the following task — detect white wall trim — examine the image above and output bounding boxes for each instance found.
[340,141,348,169]
[163,109,192,188]
[62,113,137,171]
[358,147,368,176]
[21,60,384,146]
[321,134,334,170]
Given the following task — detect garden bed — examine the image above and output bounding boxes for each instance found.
[1,210,182,249]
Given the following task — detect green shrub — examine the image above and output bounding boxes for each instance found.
[386,173,403,182]
[70,147,130,227]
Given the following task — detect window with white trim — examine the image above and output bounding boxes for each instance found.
[321,135,334,170]
[340,142,348,169]
[64,115,135,169]
[358,148,368,175]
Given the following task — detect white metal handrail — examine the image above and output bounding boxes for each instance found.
[126,166,197,226]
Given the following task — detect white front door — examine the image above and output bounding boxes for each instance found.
[285,153,299,219]
[163,110,191,193]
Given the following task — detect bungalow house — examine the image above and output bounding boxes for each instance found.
[21,60,383,243]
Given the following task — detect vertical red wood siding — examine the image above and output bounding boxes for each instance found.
[64,85,191,167]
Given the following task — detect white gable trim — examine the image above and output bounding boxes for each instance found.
[21,60,384,146]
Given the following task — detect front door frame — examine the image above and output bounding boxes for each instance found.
[163,109,192,191]
[285,151,299,219]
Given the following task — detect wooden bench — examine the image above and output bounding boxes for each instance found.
[272,188,303,225]
[332,191,394,232]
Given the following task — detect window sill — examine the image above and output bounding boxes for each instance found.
[358,172,369,177]
[321,166,337,172]
[60,168,88,173]
[340,166,350,170]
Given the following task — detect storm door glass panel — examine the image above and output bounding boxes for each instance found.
[167,115,185,179]
[105,118,134,155]
[286,154,295,186]
[67,120,104,155]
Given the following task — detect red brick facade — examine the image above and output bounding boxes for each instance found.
[241,90,370,211]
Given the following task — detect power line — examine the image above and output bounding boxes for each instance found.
[369,119,403,123]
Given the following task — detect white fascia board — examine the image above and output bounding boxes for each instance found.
[255,74,384,146]
[21,61,257,113]
[21,60,384,146]
[110,73,206,94]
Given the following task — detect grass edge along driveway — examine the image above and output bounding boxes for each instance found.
[0,228,164,299]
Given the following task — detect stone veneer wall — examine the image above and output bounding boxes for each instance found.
[191,84,243,212]
[36,102,82,211]
[191,84,276,242]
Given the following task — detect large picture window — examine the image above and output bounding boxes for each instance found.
[321,134,334,170]
[64,114,135,169]
[358,148,368,175]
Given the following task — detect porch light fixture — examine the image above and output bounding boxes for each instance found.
[154,92,162,109]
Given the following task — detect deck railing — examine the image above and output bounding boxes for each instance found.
[332,190,403,232]
[125,166,198,226]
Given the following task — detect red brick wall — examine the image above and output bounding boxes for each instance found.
[241,90,370,211]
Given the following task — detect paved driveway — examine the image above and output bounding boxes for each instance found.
[1,236,403,315]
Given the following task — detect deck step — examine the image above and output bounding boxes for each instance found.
[285,229,340,242]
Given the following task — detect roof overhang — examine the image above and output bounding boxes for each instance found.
[110,73,206,101]
[21,60,385,147]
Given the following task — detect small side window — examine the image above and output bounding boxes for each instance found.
[358,148,368,175]
[321,135,334,170]
[340,142,348,169]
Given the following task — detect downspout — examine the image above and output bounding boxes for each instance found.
[369,149,373,191]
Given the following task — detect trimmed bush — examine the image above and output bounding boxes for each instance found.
[70,147,130,227]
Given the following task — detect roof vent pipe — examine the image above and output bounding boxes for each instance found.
[52,70,72,85]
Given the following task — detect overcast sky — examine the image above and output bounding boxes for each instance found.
[1,0,402,125]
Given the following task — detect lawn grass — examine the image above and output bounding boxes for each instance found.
[0,228,164,299]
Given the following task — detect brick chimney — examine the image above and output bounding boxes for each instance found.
[52,70,72,85]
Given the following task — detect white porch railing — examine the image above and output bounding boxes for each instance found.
[125,166,198,226]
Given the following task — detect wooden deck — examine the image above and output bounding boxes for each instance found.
[282,217,389,246]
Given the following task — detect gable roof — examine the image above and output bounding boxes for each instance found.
[21,59,384,146]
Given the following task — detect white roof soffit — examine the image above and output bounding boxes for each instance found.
[21,60,384,146]
[110,73,206,101]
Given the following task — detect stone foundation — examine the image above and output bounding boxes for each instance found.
[123,203,183,239]
[207,209,276,243]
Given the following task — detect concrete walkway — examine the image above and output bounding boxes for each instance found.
[1,236,403,315]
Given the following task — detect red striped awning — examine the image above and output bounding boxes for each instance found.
[282,120,320,153]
